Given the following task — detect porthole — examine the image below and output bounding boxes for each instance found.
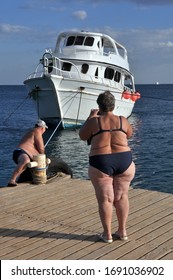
[81,64,89,74]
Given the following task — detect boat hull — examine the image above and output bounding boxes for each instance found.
[24,75,134,129]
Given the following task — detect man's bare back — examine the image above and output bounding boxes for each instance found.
[18,128,45,159]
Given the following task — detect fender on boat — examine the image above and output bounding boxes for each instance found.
[122,90,131,99]
[130,91,141,101]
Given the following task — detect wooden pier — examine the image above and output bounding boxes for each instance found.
[0,176,173,260]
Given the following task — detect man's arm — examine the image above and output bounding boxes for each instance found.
[34,132,45,154]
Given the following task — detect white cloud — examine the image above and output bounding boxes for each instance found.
[73,10,87,20]
[160,41,173,47]
[0,23,30,34]
[104,27,173,52]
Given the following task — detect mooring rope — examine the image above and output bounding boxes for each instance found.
[44,120,62,148]
[44,92,80,147]
[2,95,29,125]
[76,90,83,127]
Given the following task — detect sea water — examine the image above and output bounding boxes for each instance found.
[0,84,173,194]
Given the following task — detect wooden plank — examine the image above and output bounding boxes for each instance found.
[161,251,173,260]
[0,177,173,260]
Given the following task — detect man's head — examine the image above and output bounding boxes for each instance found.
[35,119,48,129]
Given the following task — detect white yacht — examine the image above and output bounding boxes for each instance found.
[24,30,140,129]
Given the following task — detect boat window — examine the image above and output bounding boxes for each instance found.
[66,36,75,46]
[95,67,98,78]
[125,74,131,81]
[62,62,72,71]
[117,46,125,57]
[81,64,89,74]
[114,71,121,82]
[84,37,94,46]
[48,62,53,73]
[101,38,104,47]
[104,67,114,80]
[75,36,85,45]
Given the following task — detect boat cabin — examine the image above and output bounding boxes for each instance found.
[55,31,127,59]
[39,31,134,92]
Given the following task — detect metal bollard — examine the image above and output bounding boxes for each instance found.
[27,154,51,184]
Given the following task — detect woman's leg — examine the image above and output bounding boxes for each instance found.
[89,166,114,240]
[113,162,135,237]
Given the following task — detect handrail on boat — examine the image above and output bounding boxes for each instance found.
[25,52,134,93]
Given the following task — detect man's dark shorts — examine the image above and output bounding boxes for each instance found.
[13,149,32,164]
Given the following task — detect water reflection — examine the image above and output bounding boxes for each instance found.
[44,111,173,194]
[45,129,90,179]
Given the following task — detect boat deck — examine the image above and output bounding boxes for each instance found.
[0,176,173,260]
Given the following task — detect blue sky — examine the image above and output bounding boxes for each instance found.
[0,0,173,85]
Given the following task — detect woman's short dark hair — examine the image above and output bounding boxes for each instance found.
[97,91,115,112]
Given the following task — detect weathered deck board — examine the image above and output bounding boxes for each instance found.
[0,176,173,260]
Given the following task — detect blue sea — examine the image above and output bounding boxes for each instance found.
[0,84,173,194]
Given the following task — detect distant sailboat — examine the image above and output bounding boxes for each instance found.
[156,82,159,85]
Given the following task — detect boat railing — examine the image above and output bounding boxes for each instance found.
[41,53,123,87]
[26,63,45,79]
[25,53,131,92]
[26,63,125,92]
[124,85,133,93]
[51,56,84,79]
[103,51,117,56]
[25,54,78,80]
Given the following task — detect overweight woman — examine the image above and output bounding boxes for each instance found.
[79,91,135,243]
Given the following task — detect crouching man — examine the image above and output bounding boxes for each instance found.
[8,120,48,186]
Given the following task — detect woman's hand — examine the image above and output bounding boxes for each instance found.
[88,109,99,119]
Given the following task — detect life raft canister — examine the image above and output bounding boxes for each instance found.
[122,90,131,99]
[130,91,141,101]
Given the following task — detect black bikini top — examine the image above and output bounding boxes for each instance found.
[87,116,127,145]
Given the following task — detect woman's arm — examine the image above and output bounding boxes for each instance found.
[79,109,99,141]
[124,117,133,139]
[79,119,92,141]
